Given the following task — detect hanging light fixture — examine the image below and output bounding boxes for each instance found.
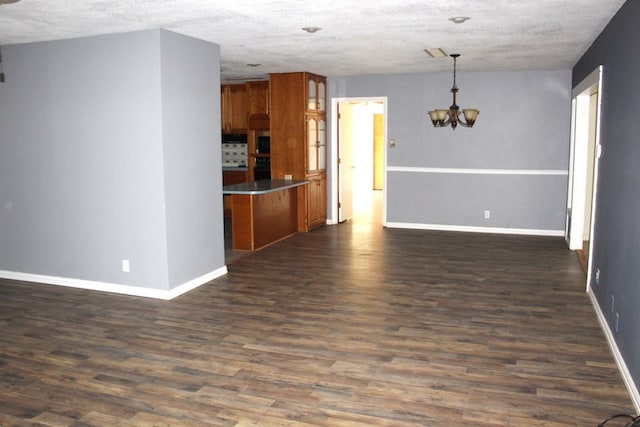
[0,0,20,82]
[0,45,5,83]
[428,54,479,130]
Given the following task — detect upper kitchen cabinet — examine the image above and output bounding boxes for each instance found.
[221,84,248,133]
[247,80,270,130]
[307,73,326,112]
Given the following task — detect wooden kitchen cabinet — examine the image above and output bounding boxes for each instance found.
[221,81,269,132]
[221,84,248,133]
[270,71,327,229]
[247,80,270,130]
[307,173,327,229]
[223,170,248,186]
[222,169,249,216]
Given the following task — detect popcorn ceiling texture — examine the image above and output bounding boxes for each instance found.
[0,0,626,81]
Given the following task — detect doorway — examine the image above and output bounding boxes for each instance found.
[566,66,602,281]
[332,98,387,226]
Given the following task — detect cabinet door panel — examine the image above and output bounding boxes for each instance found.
[221,84,248,132]
[229,85,248,130]
[307,175,326,229]
[307,117,317,173]
[318,118,326,170]
[248,81,269,115]
[247,81,270,129]
[307,78,317,110]
[318,81,326,111]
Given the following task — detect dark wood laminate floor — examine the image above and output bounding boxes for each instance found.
[0,195,635,426]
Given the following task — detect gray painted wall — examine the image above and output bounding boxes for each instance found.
[328,69,572,232]
[0,29,224,292]
[573,0,640,393]
[159,30,224,289]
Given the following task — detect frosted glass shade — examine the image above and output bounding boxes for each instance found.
[462,109,479,124]
[435,109,449,120]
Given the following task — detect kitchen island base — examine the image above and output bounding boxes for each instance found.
[223,180,308,251]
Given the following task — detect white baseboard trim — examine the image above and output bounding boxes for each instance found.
[384,222,565,237]
[0,266,228,300]
[588,289,640,412]
[387,166,568,176]
[166,267,228,300]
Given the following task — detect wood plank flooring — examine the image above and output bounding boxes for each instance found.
[0,207,635,425]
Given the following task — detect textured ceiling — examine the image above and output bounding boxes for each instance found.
[0,0,626,82]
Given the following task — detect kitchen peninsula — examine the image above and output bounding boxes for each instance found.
[223,179,308,251]
[220,71,327,253]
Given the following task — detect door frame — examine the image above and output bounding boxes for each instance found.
[330,97,388,226]
[566,65,603,288]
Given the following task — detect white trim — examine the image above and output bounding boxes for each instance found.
[387,166,568,176]
[330,96,389,227]
[588,288,640,412]
[567,65,603,255]
[573,66,604,97]
[586,66,604,287]
[166,267,228,299]
[0,266,228,300]
[385,222,565,237]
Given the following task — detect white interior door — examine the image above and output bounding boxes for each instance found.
[568,94,590,249]
[566,66,603,283]
[338,102,354,222]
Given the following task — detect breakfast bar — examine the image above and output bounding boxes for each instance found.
[223,179,308,251]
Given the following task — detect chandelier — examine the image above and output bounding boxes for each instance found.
[428,54,479,130]
[0,46,4,83]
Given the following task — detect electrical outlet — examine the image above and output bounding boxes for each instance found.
[284,174,292,180]
[122,259,130,273]
[595,268,600,285]
[484,210,490,219]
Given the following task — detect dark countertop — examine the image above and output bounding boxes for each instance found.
[223,179,308,195]
[222,166,248,171]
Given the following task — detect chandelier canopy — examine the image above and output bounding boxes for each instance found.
[428,54,479,130]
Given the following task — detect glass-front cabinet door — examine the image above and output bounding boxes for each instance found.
[307,117,317,172]
[307,79,317,110]
[307,74,326,112]
[307,116,326,172]
[317,81,325,112]
[317,118,326,169]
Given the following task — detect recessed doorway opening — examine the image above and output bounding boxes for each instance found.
[331,97,387,227]
[566,66,603,285]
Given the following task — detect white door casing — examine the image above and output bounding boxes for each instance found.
[338,102,354,222]
[566,66,603,287]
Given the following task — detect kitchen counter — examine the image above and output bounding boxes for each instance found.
[223,179,307,195]
[223,179,309,251]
